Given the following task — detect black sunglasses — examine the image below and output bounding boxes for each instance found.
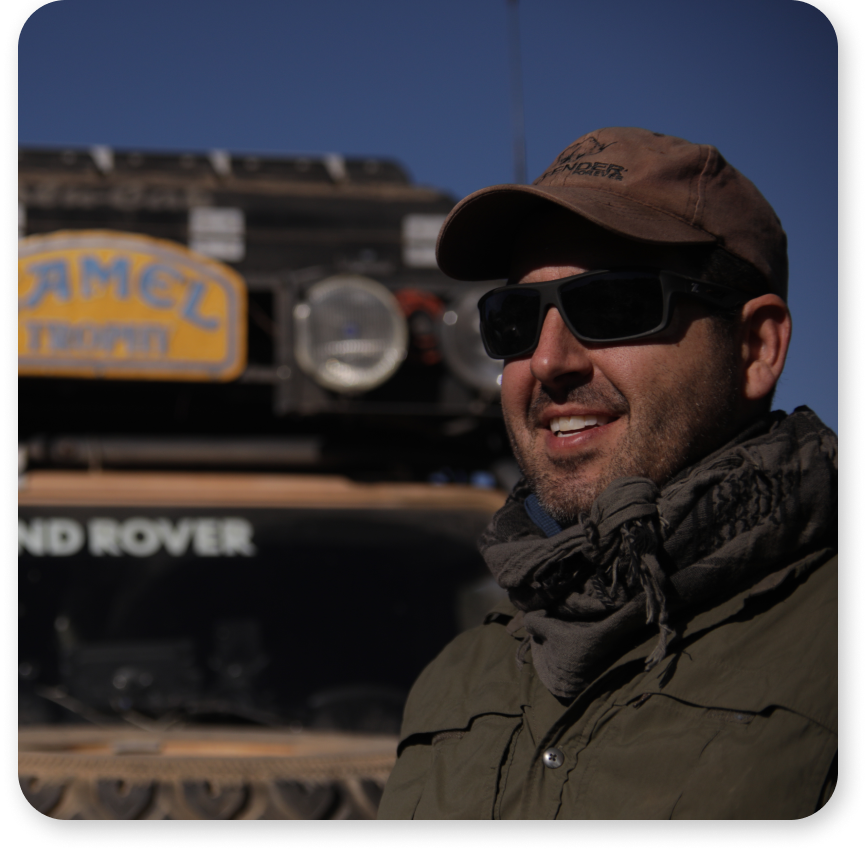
[477,268,751,359]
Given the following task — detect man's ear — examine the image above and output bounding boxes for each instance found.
[738,294,792,402]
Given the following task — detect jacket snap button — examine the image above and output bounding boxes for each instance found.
[542,747,564,769]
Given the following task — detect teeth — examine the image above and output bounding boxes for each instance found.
[549,415,604,435]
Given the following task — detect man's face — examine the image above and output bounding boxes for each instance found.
[500,211,747,523]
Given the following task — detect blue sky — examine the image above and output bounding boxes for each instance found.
[17,0,838,431]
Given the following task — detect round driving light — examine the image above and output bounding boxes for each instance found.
[440,286,503,397]
[293,274,408,393]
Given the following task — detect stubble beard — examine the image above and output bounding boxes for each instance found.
[504,345,743,526]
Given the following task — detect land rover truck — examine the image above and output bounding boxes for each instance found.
[18,146,515,819]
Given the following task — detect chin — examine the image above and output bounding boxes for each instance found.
[524,463,608,523]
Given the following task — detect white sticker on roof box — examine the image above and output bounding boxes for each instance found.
[402,214,446,268]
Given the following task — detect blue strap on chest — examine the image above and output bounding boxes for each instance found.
[524,493,563,538]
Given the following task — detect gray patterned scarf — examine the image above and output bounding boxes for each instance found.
[479,407,837,699]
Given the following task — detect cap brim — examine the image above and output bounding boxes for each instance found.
[435,184,718,281]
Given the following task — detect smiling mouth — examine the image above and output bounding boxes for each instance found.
[548,414,614,437]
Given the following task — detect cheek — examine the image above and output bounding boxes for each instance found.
[607,337,717,403]
[581,349,677,413]
[499,359,532,416]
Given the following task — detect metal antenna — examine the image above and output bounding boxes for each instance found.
[507,0,527,184]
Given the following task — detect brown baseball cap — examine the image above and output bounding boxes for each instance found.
[436,127,788,299]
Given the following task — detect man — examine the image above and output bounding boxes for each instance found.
[378,127,837,819]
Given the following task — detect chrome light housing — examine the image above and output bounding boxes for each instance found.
[293,275,408,393]
[440,285,503,398]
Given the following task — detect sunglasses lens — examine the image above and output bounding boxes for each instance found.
[480,274,669,357]
[480,289,541,357]
[561,275,665,340]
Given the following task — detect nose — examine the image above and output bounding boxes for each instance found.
[529,306,593,390]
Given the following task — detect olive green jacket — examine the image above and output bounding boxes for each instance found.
[379,552,837,819]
